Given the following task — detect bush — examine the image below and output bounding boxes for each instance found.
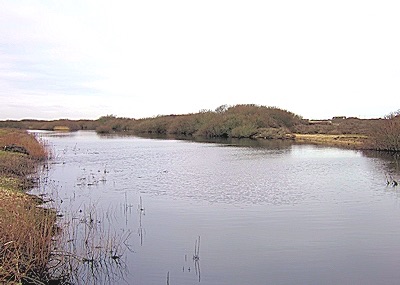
[231,125,258,138]
[254,127,294,140]
[369,111,400,152]
[167,115,200,135]
[95,125,112,134]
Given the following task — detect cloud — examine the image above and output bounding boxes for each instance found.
[2,90,112,120]
[1,0,400,120]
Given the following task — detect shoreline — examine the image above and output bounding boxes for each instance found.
[293,133,369,149]
[0,129,55,284]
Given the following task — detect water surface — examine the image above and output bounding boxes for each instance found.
[33,131,400,285]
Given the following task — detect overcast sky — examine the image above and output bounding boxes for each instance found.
[1,0,399,120]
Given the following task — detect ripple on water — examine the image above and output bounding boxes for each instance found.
[32,131,400,285]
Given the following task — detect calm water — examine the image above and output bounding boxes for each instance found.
[32,131,400,285]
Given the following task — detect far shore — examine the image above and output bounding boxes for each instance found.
[293,133,368,149]
[0,104,398,152]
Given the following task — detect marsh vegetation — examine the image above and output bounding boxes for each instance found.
[0,129,135,284]
[0,129,54,284]
[1,105,399,152]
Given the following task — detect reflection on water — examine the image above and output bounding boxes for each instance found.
[362,150,400,174]
[137,196,145,246]
[32,131,400,285]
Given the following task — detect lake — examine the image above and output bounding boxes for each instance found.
[32,131,400,285]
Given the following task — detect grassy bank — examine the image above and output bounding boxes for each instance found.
[0,129,55,284]
[294,134,369,149]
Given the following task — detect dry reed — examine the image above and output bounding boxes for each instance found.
[0,187,57,284]
[0,129,48,160]
[0,128,54,284]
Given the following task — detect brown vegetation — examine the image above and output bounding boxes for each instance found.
[0,119,96,132]
[293,117,382,136]
[294,134,368,149]
[0,105,304,139]
[1,104,399,152]
[0,129,56,284]
[129,104,304,138]
[368,111,400,152]
[0,129,48,160]
[0,185,56,284]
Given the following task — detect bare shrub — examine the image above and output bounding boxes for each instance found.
[369,110,400,152]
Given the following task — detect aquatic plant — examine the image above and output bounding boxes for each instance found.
[193,236,200,262]
[46,203,133,285]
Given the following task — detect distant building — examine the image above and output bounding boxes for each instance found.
[332,116,346,120]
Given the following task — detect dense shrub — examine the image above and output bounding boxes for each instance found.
[167,114,201,135]
[369,111,400,152]
[3,105,396,150]
[254,127,294,140]
[133,116,174,134]
[231,125,258,138]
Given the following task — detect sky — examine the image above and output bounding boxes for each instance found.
[1,0,399,120]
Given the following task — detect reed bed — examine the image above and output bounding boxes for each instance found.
[0,129,48,160]
[0,186,56,284]
[0,128,53,284]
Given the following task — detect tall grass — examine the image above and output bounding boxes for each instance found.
[0,152,35,181]
[0,129,48,160]
[0,128,54,284]
[0,187,57,284]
